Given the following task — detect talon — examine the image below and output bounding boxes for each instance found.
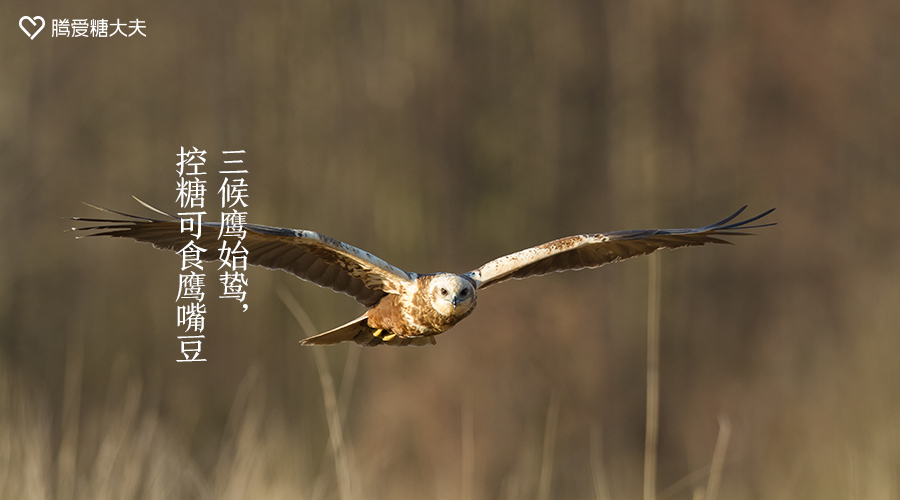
[372,329,383,338]
[382,333,397,341]
[429,336,436,345]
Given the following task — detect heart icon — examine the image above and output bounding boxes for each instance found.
[19,16,45,40]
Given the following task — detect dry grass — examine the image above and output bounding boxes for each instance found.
[0,258,753,500]
[1,336,895,499]
[277,286,356,500]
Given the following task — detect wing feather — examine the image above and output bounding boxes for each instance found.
[464,207,775,289]
[72,200,416,307]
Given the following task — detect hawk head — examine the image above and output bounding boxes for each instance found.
[429,274,476,317]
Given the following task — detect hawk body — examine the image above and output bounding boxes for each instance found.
[73,200,774,347]
[295,273,477,347]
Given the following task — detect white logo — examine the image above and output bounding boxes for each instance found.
[19,16,45,39]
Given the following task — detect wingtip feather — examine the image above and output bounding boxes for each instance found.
[132,196,178,219]
[713,206,777,232]
[706,205,748,228]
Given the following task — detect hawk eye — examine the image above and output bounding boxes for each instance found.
[440,287,448,296]
[460,288,469,296]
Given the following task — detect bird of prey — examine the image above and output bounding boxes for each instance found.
[73,200,774,347]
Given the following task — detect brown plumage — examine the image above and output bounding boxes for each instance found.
[73,199,774,347]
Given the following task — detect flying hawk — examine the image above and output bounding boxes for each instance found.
[73,200,774,347]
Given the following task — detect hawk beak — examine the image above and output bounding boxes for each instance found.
[452,296,460,308]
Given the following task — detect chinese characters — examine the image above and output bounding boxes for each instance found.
[217,151,250,310]
[51,18,146,37]
[174,148,250,362]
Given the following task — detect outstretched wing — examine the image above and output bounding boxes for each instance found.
[464,207,775,290]
[72,199,416,307]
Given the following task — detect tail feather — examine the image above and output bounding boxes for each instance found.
[300,314,372,345]
[299,314,437,347]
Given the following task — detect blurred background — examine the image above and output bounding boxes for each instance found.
[2,0,899,498]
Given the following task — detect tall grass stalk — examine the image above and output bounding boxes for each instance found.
[536,392,560,500]
[213,363,262,500]
[644,253,662,500]
[704,416,731,500]
[590,425,611,500]
[461,390,474,500]
[277,287,355,500]
[338,346,360,418]
[658,465,711,500]
[56,333,83,500]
